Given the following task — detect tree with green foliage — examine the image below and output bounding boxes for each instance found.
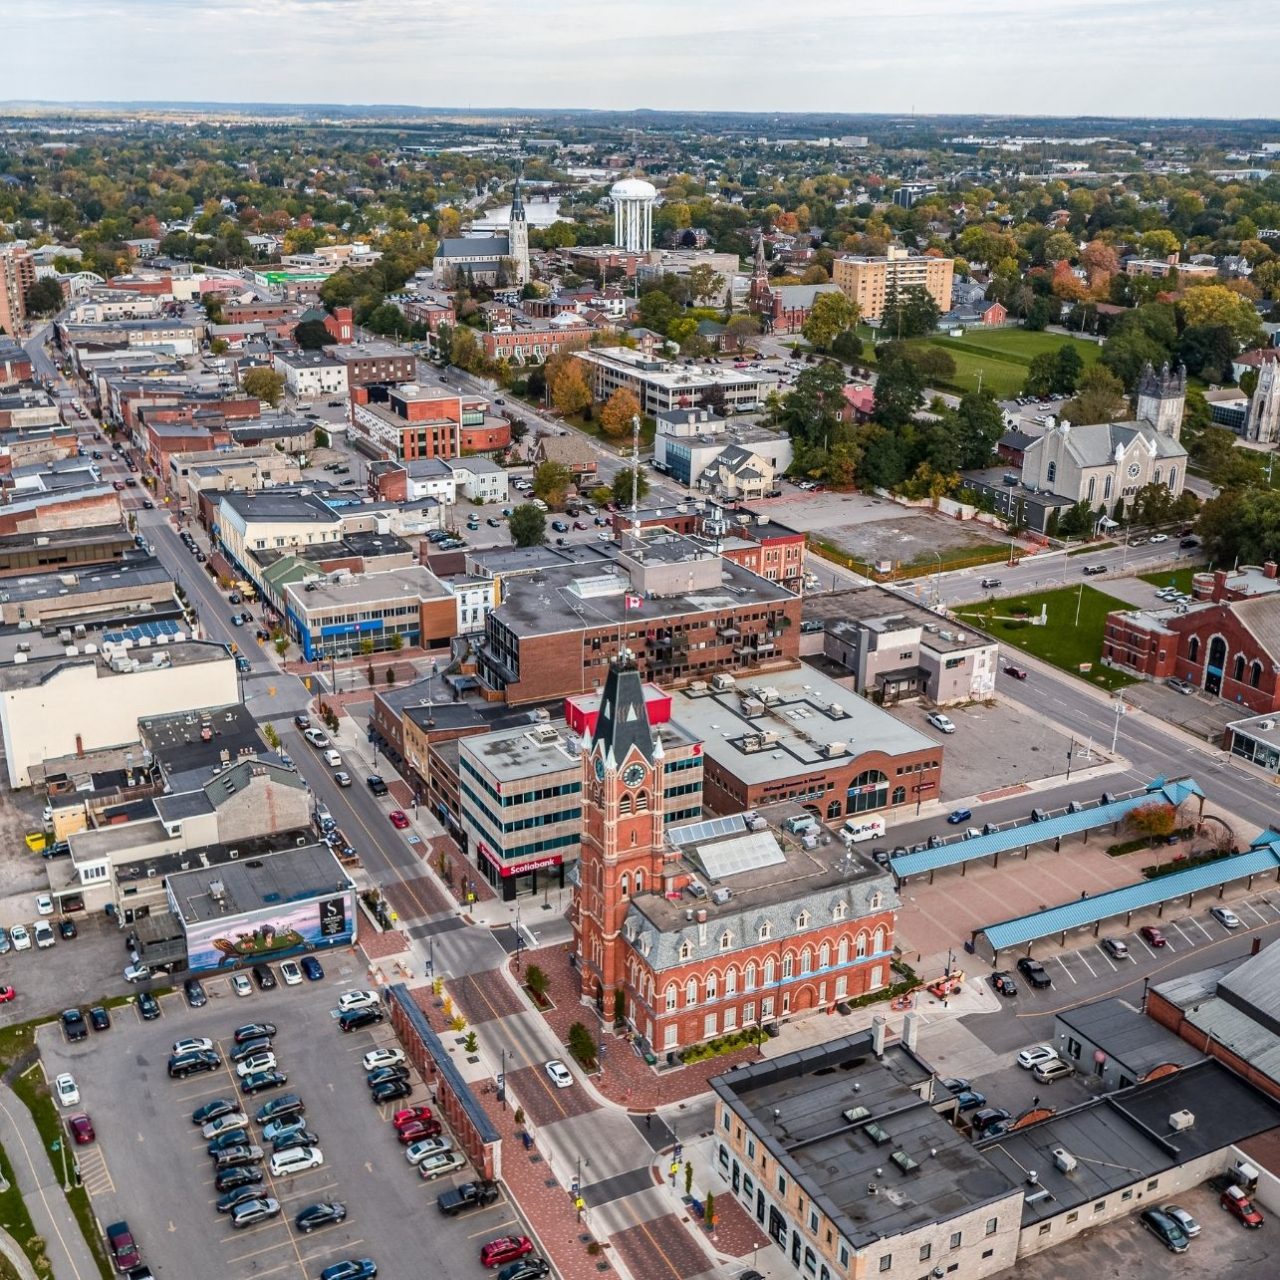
[1063,364,1128,424]
[242,367,285,407]
[801,291,859,351]
[612,467,650,508]
[950,388,1005,469]
[1022,295,1057,331]
[532,461,572,506]
[1178,324,1236,383]
[525,964,549,1000]
[508,503,547,547]
[568,1022,596,1068]
[686,263,726,306]
[879,283,940,339]
[723,315,761,352]
[1058,499,1099,537]
[293,318,332,350]
[857,424,914,490]
[781,361,847,447]
[24,277,65,317]
[830,329,864,363]
[872,343,925,429]
[549,359,592,418]
[1178,284,1265,350]
[637,289,678,334]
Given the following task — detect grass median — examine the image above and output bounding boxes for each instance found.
[956,584,1139,692]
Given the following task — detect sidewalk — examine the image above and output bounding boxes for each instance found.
[0,1077,101,1280]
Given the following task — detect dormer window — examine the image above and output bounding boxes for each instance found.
[833,901,848,920]
[720,931,733,951]
[759,922,772,942]
[869,891,883,911]
[796,911,810,930]
[679,940,692,961]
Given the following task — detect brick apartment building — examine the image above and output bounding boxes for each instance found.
[350,383,507,461]
[832,247,955,321]
[1102,564,1280,714]
[480,321,600,365]
[326,341,416,388]
[0,247,36,338]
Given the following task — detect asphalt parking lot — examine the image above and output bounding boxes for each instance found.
[35,962,526,1280]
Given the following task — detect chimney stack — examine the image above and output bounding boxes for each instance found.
[871,1015,886,1057]
[902,1011,921,1053]
[1264,561,1277,581]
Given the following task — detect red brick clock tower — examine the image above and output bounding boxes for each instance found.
[574,655,666,1014]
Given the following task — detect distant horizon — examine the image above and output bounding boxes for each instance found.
[3,0,1271,119]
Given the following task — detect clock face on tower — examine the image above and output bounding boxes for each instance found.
[594,757,607,781]
[622,762,646,788]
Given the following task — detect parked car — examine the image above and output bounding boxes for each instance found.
[388,809,411,830]
[1162,1205,1200,1238]
[1211,906,1242,929]
[61,1008,88,1041]
[1167,677,1195,694]
[251,963,277,990]
[89,1006,111,1032]
[217,1184,265,1213]
[105,1221,141,1271]
[989,972,1018,998]
[939,1078,970,1096]
[925,712,956,734]
[1140,925,1168,948]
[296,1202,347,1233]
[183,978,207,1007]
[234,1022,277,1044]
[231,1197,281,1230]
[301,956,324,981]
[371,1078,413,1104]
[68,1113,96,1144]
[320,1262,377,1280]
[241,1070,288,1095]
[363,1048,405,1071]
[1032,1057,1074,1083]
[952,1090,987,1112]
[1101,937,1130,959]
[202,1112,249,1140]
[1140,1206,1190,1253]
[366,775,389,796]
[481,1236,534,1268]
[971,1108,1011,1133]
[232,973,253,997]
[1016,957,1053,989]
[280,960,302,986]
[193,1098,237,1126]
[340,1007,385,1034]
[1016,1044,1057,1070]
[255,1094,304,1125]
[497,1262,550,1280]
[1220,1183,1264,1227]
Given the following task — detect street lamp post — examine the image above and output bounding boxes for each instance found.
[499,1048,507,1110]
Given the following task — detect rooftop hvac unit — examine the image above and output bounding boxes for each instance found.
[1168,1110,1195,1132]
[824,742,847,759]
[710,673,737,691]
[711,887,732,905]
[530,725,559,744]
[1259,719,1276,731]
[1052,1147,1077,1173]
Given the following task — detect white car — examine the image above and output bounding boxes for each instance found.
[34,922,55,949]
[1016,1044,1058,1071]
[1211,906,1242,929]
[322,749,342,768]
[236,1052,277,1078]
[54,1073,79,1107]
[232,973,253,997]
[362,1048,405,1072]
[926,712,957,734]
[172,1038,215,1056]
[337,989,379,1013]
[1147,533,1168,543]
[405,1136,453,1165]
[269,1145,323,1177]
[545,1059,573,1089]
[280,960,302,986]
[10,924,30,952]
[35,894,53,916]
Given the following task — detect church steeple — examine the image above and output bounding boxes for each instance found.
[591,653,655,769]
[507,162,530,286]
[752,233,768,279]
[511,169,526,221]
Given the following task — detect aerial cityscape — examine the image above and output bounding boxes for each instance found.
[2,12,1280,1280]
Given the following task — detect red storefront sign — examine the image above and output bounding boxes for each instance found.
[477,843,563,878]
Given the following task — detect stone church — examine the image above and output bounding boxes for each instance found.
[1020,362,1189,512]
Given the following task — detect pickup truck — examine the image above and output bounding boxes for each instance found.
[436,1179,499,1216]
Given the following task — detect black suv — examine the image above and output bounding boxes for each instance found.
[339,1006,384,1033]
[1016,957,1053,989]
[366,775,389,797]
[169,1050,221,1079]
[255,1094,304,1125]
[252,963,277,991]
[183,977,207,1007]
[61,1008,88,1042]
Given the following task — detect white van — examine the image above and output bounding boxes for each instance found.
[269,1145,324,1177]
[322,749,342,768]
[842,817,887,844]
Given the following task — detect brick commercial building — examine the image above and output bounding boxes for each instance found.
[325,341,416,389]
[1102,564,1280,714]
[573,658,901,1053]
[350,383,505,461]
[0,337,34,386]
[832,247,955,321]
[666,665,942,818]
[475,530,801,705]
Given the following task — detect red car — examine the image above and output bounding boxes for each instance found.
[388,810,410,830]
[0,985,15,1003]
[1003,664,1028,680]
[396,1118,442,1144]
[392,1106,434,1129]
[68,1113,96,1144]
[105,1220,140,1271]
[1221,1185,1264,1227]
[481,1237,533,1268]
[1140,925,1167,948]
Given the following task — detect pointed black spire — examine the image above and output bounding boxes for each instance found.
[511,166,526,222]
[591,655,655,768]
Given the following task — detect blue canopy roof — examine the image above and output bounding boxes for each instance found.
[890,778,1205,879]
[980,844,1280,954]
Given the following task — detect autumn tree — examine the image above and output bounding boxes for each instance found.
[1138,229,1181,259]
[599,388,642,439]
[532,461,573,507]
[686,263,726,305]
[1178,284,1265,350]
[550,358,592,417]
[242,367,285,407]
[1127,801,1178,845]
[801,291,860,351]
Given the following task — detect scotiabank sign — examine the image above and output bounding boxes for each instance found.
[477,842,563,878]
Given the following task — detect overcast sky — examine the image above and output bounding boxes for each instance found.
[5,0,1272,119]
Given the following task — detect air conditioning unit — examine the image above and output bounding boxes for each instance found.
[1052,1147,1077,1173]
[1168,1110,1195,1132]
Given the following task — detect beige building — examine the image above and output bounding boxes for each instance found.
[171,446,303,510]
[0,641,238,788]
[216,491,342,573]
[0,247,36,337]
[832,247,954,321]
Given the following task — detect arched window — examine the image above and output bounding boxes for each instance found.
[796,911,810,929]
[833,901,848,920]
[1104,473,1113,500]
[686,979,698,1007]
[619,794,633,816]
[1251,661,1263,688]
[706,972,718,1000]
[635,790,650,812]
[870,891,883,911]
[1086,476,1096,503]
[679,940,692,961]
[635,870,645,893]
[665,985,677,1012]
[745,962,757,991]
[1234,654,1246,684]
[838,936,849,964]
[1188,636,1200,663]
[763,958,775,985]
[855,932,867,958]
[846,769,889,814]
[800,948,812,975]
[782,953,794,979]
[758,922,771,942]
[1047,460,1057,485]
[1153,467,1162,486]
[873,926,887,953]
[726,967,738,995]
[1167,467,1177,491]
[720,930,732,951]
[819,942,831,969]
[892,785,906,805]
[620,873,630,898]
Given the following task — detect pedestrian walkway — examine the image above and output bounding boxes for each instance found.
[0,1079,101,1280]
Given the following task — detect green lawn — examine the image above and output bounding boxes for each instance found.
[933,328,1103,366]
[956,585,1139,692]
[1139,565,1206,593]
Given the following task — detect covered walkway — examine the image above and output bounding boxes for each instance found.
[972,842,1280,961]
[890,777,1206,882]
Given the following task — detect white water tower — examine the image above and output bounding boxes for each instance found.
[610,178,657,251]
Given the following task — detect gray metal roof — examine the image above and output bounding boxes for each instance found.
[981,845,1280,953]
[890,778,1205,879]
[1054,997,1203,1076]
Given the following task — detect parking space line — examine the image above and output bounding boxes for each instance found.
[1242,902,1270,926]
[1094,947,1117,971]
[1074,949,1097,978]
[468,1219,518,1239]
[1052,955,1077,985]
[1190,917,1214,940]
[1172,921,1196,947]
[1136,937,1156,959]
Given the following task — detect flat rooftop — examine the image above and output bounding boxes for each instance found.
[0,638,229,692]
[805,587,998,654]
[168,843,351,925]
[286,564,449,610]
[580,346,766,390]
[491,553,793,639]
[141,703,264,784]
[1055,996,1203,1076]
[711,1032,1017,1248]
[667,664,937,787]
[219,490,339,524]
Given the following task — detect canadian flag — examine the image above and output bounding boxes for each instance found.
[625,593,643,610]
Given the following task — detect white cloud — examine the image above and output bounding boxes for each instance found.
[2,0,1273,116]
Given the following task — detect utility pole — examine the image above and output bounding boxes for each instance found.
[630,414,641,539]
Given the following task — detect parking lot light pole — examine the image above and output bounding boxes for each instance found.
[51,1137,69,1191]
